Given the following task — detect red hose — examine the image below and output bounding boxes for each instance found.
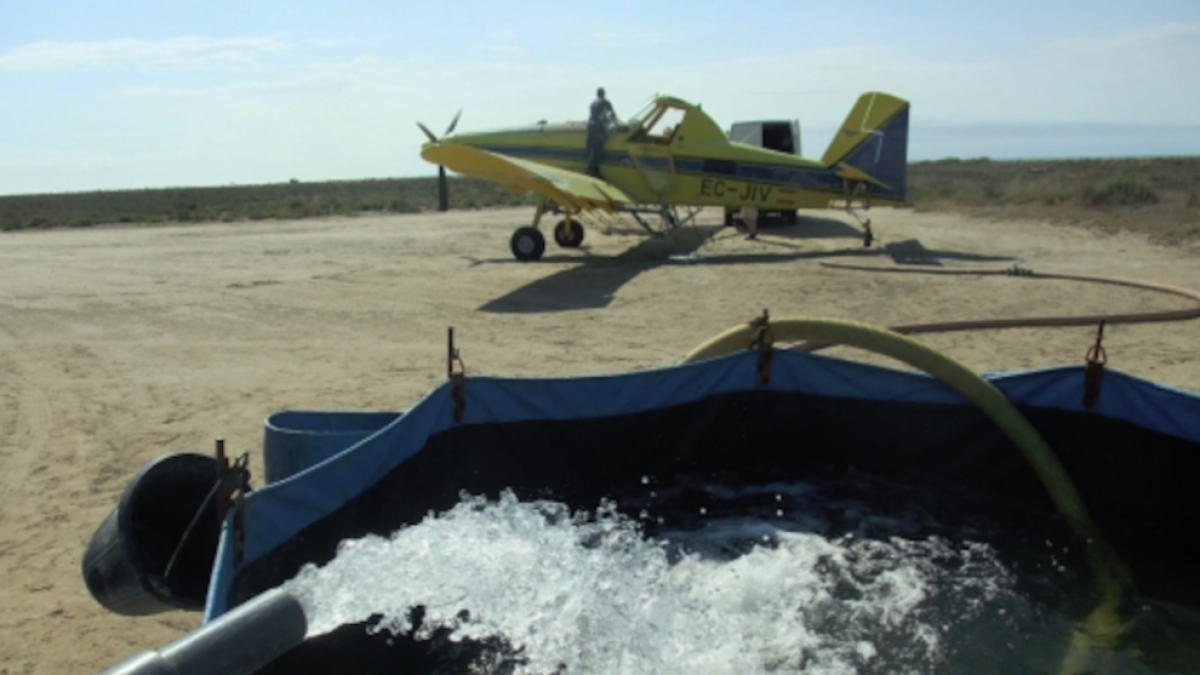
[786,261,1200,353]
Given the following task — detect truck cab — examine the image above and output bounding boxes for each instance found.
[729,120,801,156]
[725,120,802,227]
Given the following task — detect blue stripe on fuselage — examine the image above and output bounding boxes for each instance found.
[472,141,904,199]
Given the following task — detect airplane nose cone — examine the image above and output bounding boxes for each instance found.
[420,142,449,166]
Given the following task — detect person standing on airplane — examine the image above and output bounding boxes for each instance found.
[587,87,617,178]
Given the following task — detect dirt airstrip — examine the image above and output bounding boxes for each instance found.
[3,207,1199,674]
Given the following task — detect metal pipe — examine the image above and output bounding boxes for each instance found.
[787,261,1200,352]
[98,588,307,675]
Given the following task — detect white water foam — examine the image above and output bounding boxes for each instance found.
[284,488,1019,675]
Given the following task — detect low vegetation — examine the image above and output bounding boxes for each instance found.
[907,156,1200,244]
[3,157,1198,244]
[1082,175,1159,206]
[0,177,535,232]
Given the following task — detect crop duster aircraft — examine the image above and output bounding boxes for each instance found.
[418,91,910,261]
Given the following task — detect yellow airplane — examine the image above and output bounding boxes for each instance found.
[418,91,910,261]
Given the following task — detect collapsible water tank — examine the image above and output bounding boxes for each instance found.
[263,410,403,484]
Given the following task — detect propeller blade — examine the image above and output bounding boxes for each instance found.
[445,109,462,137]
[416,122,439,144]
[438,166,448,212]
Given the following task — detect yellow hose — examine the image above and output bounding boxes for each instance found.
[679,316,1131,674]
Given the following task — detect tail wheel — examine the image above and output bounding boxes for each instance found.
[553,219,585,248]
[510,227,546,261]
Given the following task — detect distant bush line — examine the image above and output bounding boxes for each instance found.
[905,157,1196,208]
[3,157,1198,242]
[0,177,535,232]
[906,156,1199,243]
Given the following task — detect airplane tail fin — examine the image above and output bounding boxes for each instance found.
[821,92,910,201]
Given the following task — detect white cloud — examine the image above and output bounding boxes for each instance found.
[0,35,290,72]
[474,28,525,56]
[952,21,1200,125]
[1041,21,1200,58]
[591,31,674,49]
[306,38,355,50]
[4,21,1199,193]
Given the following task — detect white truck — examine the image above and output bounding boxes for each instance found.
[725,119,802,227]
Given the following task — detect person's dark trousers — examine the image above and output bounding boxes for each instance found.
[586,123,605,177]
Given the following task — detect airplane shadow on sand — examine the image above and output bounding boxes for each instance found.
[475,218,1017,314]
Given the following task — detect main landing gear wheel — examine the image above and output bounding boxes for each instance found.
[511,226,546,261]
[553,219,585,248]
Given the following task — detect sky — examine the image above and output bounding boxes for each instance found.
[1,0,1199,196]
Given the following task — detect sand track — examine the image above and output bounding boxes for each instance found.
[1,207,1198,674]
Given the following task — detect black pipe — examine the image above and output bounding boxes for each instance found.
[82,453,223,616]
[97,588,307,675]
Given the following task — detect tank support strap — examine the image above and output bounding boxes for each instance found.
[164,445,251,580]
[749,309,774,385]
[1083,320,1107,409]
[448,327,467,423]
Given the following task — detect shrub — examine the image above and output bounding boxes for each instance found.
[1084,176,1159,206]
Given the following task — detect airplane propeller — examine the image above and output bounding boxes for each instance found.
[416,110,462,212]
[417,122,440,145]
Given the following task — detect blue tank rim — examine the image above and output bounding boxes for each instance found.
[264,410,405,436]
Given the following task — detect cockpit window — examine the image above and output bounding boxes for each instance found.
[625,99,659,128]
[645,107,685,140]
[626,100,687,143]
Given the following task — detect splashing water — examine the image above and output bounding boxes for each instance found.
[281,476,1093,675]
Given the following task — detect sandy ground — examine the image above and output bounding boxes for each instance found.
[3,206,1200,674]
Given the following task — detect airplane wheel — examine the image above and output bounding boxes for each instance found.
[511,227,546,261]
[553,219,585,248]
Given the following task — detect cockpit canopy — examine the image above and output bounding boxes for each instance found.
[619,95,727,144]
[450,95,727,146]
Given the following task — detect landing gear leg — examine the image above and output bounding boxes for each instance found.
[531,198,546,229]
[842,179,875,248]
[847,207,873,247]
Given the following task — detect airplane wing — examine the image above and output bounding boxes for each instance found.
[421,143,635,213]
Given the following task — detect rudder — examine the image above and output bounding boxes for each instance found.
[821,92,910,201]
